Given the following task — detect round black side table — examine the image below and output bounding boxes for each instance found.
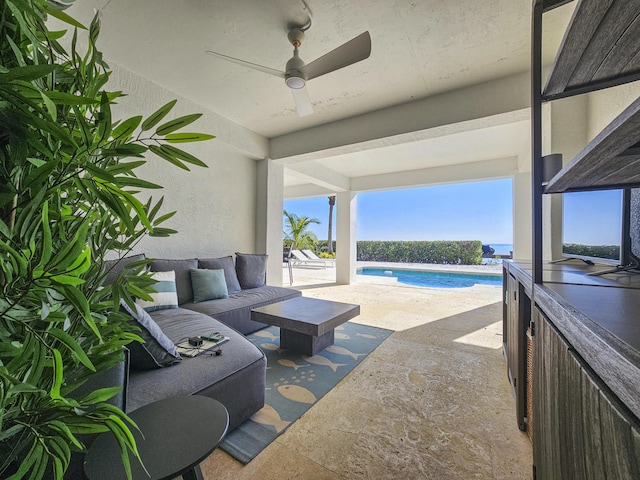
[84,395,228,480]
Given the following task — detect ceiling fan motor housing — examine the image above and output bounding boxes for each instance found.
[285,43,306,89]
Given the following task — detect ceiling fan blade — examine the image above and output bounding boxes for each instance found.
[300,31,371,81]
[205,50,285,78]
[291,86,313,117]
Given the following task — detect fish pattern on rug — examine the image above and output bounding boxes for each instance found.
[219,321,392,464]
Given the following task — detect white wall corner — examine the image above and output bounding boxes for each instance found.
[513,172,532,260]
[336,191,358,285]
[256,159,285,285]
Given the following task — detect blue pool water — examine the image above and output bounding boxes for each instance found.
[357,268,503,288]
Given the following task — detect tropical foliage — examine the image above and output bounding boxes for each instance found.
[357,240,483,265]
[0,1,212,478]
[283,211,320,254]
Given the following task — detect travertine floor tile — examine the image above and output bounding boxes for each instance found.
[199,266,531,479]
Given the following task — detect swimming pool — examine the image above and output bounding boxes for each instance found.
[357,267,503,288]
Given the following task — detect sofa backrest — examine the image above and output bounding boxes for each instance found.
[149,258,198,305]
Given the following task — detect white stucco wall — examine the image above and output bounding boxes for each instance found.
[103,64,266,260]
[587,83,640,139]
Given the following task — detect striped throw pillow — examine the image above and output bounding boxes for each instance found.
[136,270,179,312]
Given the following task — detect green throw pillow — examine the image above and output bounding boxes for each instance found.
[190,268,229,303]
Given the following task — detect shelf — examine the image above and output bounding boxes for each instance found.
[543,0,640,101]
[544,95,640,193]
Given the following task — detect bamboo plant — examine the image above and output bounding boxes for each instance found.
[0,1,213,478]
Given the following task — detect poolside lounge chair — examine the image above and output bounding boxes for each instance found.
[290,249,327,268]
[302,249,335,268]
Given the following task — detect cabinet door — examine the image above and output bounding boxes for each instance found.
[505,271,528,430]
[532,307,562,479]
[533,307,640,479]
[505,272,518,380]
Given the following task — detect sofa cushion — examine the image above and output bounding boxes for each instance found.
[121,300,181,370]
[235,253,268,289]
[150,258,198,305]
[198,256,242,294]
[182,285,302,334]
[102,253,146,286]
[136,271,179,312]
[190,268,229,303]
[128,308,266,429]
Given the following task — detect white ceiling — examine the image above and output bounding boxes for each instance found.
[65,0,574,195]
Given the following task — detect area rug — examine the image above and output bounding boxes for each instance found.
[219,321,392,463]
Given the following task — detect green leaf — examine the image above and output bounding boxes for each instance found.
[40,201,53,266]
[48,327,96,372]
[141,99,177,131]
[44,4,88,29]
[62,284,100,338]
[153,211,176,225]
[149,227,178,237]
[7,442,43,480]
[106,160,146,174]
[48,420,83,449]
[155,113,202,136]
[40,91,57,120]
[49,221,90,271]
[46,90,99,105]
[164,132,216,143]
[50,349,64,399]
[7,383,44,396]
[112,115,142,140]
[160,145,208,168]
[85,162,117,183]
[149,144,189,170]
[0,64,56,82]
[50,274,85,286]
[0,424,25,442]
[116,177,162,189]
[80,386,122,405]
[97,91,112,144]
[101,144,148,158]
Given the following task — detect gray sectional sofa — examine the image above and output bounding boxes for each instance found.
[106,253,301,431]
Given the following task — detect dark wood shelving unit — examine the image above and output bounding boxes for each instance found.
[542,0,640,101]
[544,96,640,193]
[504,0,640,477]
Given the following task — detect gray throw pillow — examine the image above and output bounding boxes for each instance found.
[149,258,198,305]
[102,253,146,286]
[235,253,268,289]
[120,300,181,370]
[190,268,229,303]
[198,256,242,294]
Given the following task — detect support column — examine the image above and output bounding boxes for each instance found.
[513,172,532,260]
[256,159,284,286]
[336,191,357,285]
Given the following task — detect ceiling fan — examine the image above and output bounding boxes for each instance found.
[205,4,371,117]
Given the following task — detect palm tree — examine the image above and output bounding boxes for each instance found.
[283,210,321,256]
[327,195,336,255]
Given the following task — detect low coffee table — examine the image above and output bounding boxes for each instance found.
[251,296,360,355]
[84,395,228,480]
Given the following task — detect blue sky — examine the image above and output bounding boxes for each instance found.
[284,178,514,246]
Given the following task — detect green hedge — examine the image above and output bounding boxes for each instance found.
[357,240,483,265]
[562,244,620,260]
